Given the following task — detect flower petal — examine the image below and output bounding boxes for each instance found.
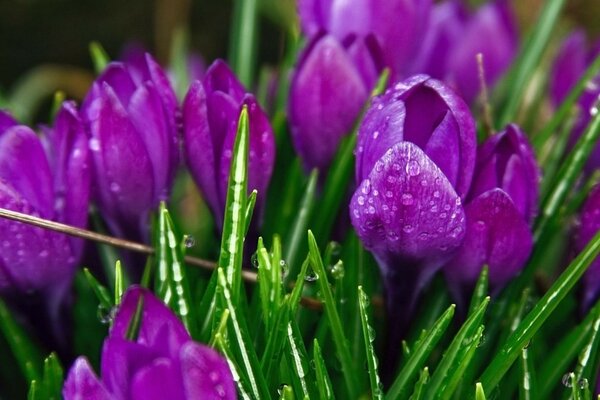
[131,358,186,400]
[63,357,112,400]
[180,342,237,400]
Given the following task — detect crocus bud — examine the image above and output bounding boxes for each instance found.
[575,185,600,310]
[410,0,518,103]
[289,33,383,171]
[63,287,235,400]
[0,104,90,295]
[550,31,600,171]
[444,125,538,298]
[81,53,179,241]
[349,75,476,349]
[298,0,431,77]
[183,60,275,230]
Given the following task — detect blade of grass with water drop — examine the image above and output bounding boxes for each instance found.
[154,202,196,336]
[114,260,125,305]
[284,168,318,281]
[358,286,383,400]
[0,297,43,383]
[289,256,310,315]
[519,347,535,400]
[216,268,270,399]
[28,353,63,400]
[478,227,600,393]
[575,304,600,392]
[469,266,489,316]
[424,298,489,399]
[83,268,113,310]
[475,383,486,400]
[278,385,295,400]
[410,367,430,400]
[313,339,335,400]
[219,106,250,303]
[307,230,360,398]
[387,304,456,399]
[284,319,316,399]
[214,333,253,400]
[496,0,566,127]
[198,272,218,342]
[257,237,275,329]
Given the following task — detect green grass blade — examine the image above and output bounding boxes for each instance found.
[425,298,489,399]
[475,383,486,400]
[228,0,258,87]
[0,298,43,382]
[114,260,125,305]
[83,267,113,311]
[154,202,196,336]
[89,41,109,74]
[496,0,566,127]
[575,305,600,391]
[214,333,253,400]
[313,339,335,400]
[479,227,600,392]
[209,309,230,348]
[284,168,318,280]
[307,230,360,398]
[410,367,430,400]
[278,385,295,400]
[218,105,250,303]
[358,286,384,400]
[198,273,218,342]
[244,190,257,236]
[41,353,63,400]
[284,319,316,399]
[387,304,456,399]
[257,237,275,329]
[519,347,535,400]
[216,268,271,399]
[260,301,291,382]
[289,257,310,315]
[468,266,489,316]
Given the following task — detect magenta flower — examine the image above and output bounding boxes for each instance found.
[444,125,538,299]
[410,0,518,103]
[289,33,383,171]
[0,104,90,296]
[575,185,600,310]
[183,60,275,230]
[81,52,179,241]
[63,287,236,400]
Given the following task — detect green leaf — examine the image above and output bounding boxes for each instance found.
[219,105,250,303]
[83,267,113,311]
[468,266,489,316]
[27,352,63,400]
[496,0,566,127]
[289,256,310,315]
[575,304,600,391]
[209,309,230,348]
[409,367,430,400]
[228,0,258,87]
[307,230,360,398]
[0,297,43,383]
[244,190,258,236]
[154,202,196,336]
[425,298,489,399]
[313,339,335,400]
[256,236,283,331]
[216,268,270,399]
[284,319,316,399]
[387,304,456,399]
[358,286,383,400]
[475,383,486,400]
[198,273,218,342]
[519,347,535,400]
[260,301,291,383]
[479,227,600,392]
[114,260,125,305]
[213,333,253,400]
[278,385,295,400]
[89,41,110,74]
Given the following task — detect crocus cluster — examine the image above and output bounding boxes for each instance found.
[350,75,539,312]
[550,31,600,172]
[0,104,90,299]
[63,287,235,399]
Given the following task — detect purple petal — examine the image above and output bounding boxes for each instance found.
[0,125,54,218]
[63,357,112,400]
[350,141,466,267]
[289,35,369,171]
[576,185,600,309]
[0,110,17,133]
[345,34,384,93]
[144,53,179,118]
[297,0,330,37]
[204,60,246,104]
[180,342,237,400]
[95,63,137,107]
[444,188,533,291]
[130,358,186,400]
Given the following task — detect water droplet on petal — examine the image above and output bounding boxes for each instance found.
[401,193,413,205]
[403,224,414,233]
[357,196,365,206]
[110,182,121,193]
[89,138,101,152]
[406,160,420,176]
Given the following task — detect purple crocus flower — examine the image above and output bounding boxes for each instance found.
[550,31,600,172]
[298,0,431,77]
[183,60,275,230]
[444,125,538,299]
[0,105,89,296]
[575,185,600,310]
[349,75,476,347]
[289,33,383,171]
[63,287,235,400]
[410,0,518,103]
[81,52,179,241]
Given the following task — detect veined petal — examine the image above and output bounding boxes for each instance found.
[180,342,236,400]
[63,357,112,400]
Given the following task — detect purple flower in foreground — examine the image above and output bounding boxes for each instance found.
[289,33,383,171]
[444,125,538,297]
[183,60,275,230]
[81,53,179,241]
[411,0,518,103]
[350,75,476,314]
[298,0,431,77]
[0,105,90,296]
[63,287,235,400]
[550,31,600,171]
[575,185,600,310]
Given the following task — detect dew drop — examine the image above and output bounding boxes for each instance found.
[420,179,428,187]
[183,235,196,248]
[97,304,116,324]
[433,190,440,198]
[419,232,429,241]
[110,182,121,193]
[385,190,393,198]
[403,224,414,233]
[562,373,573,388]
[373,130,380,139]
[401,193,413,205]
[209,372,220,383]
[357,196,365,206]
[590,95,600,116]
[305,272,318,282]
[251,253,259,268]
[368,206,376,214]
[330,261,345,280]
[89,138,101,152]
[406,160,420,176]
[387,175,397,184]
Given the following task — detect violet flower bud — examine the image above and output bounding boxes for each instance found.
[350,74,475,315]
[63,287,235,400]
[411,0,518,103]
[550,31,600,172]
[183,60,275,230]
[444,125,538,297]
[575,185,600,310]
[0,104,90,295]
[81,53,179,241]
[298,0,431,76]
[289,33,383,171]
